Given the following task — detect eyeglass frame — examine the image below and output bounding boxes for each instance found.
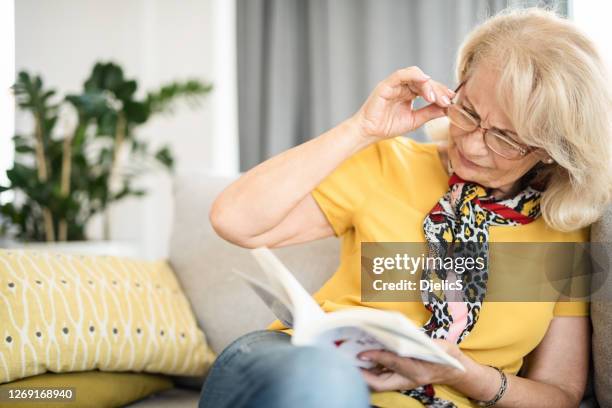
[446,81,539,161]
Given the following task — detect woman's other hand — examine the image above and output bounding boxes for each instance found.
[358,339,494,395]
[351,66,455,141]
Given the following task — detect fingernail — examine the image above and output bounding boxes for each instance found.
[358,355,371,361]
[429,91,436,102]
[447,88,455,94]
[422,73,431,80]
[441,96,451,105]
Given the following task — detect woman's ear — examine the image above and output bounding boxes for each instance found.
[542,156,554,164]
[536,149,554,164]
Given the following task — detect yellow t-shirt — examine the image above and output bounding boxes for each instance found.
[268,137,589,408]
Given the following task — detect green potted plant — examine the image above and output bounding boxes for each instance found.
[0,62,212,243]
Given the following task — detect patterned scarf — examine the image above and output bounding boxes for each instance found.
[402,173,542,407]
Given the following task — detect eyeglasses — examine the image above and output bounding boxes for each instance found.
[447,82,537,160]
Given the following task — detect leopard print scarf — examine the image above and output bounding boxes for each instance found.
[402,173,541,407]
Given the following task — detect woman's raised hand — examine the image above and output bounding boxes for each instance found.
[351,66,455,141]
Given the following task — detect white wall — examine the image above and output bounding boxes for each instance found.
[0,0,15,196]
[14,0,238,259]
[571,1,612,70]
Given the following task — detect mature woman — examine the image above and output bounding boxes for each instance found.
[199,8,612,408]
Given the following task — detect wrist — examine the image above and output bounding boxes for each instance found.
[448,358,500,401]
[470,366,508,407]
[446,355,478,389]
[474,364,502,402]
[343,115,376,150]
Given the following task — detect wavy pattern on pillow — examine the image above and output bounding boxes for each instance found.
[0,250,215,383]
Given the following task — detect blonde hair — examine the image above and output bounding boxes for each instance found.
[432,7,612,232]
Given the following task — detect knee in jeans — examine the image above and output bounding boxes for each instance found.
[216,330,287,364]
[275,346,367,392]
[253,346,370,407]
[204,339,370,408]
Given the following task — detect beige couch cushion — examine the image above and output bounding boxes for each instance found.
[168,172,340,354]
[591,205,612,407]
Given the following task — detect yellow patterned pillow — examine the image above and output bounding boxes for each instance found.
[0,250,216,383]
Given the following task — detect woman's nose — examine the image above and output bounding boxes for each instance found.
[461,128,489,157]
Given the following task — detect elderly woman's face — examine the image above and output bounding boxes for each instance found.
[447,64,544,191]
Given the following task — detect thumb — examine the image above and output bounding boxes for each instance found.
[412,104,446,130]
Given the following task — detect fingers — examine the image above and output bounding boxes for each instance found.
[388,66,431,85]
[431,82,456,107]
[359,350,404,372]
[359,346,467,392]
[382,67,436,103]
[423,80,456,108]
[412,103,446,129]
[384,66,455,108]
[360,368,416,392]
[359,350,427,384]
[384,67,433,103]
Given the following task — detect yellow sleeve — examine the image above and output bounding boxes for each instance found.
[311,141,384,236]
[553,301,590,317]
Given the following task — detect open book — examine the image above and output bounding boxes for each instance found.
[233,247,464,371]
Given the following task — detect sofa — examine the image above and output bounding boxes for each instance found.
[127,172,341,407]
[128,171,612,408]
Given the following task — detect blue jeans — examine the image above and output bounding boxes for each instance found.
[198,330,371,408]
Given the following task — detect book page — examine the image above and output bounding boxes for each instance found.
[308,326,385,369]
[251,247,324,328]
[232,268,294,328]
[296,307,464,371]
[242,248,463,371]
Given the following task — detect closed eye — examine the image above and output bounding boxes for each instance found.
[460,103,520,143]
[492,130,522,147]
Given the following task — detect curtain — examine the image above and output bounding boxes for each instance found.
[236,0,566,170]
